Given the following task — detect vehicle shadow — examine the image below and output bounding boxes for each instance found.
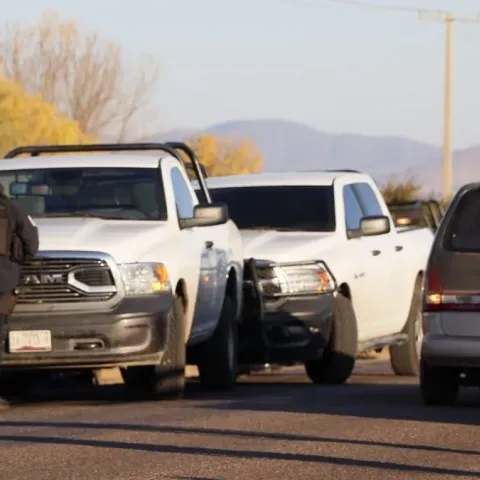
[201,378,480,426]
[2,371,480,476]
[6,374,480,427]
[6,362,480,426]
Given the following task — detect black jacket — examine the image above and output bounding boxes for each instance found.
[0,196,39,293]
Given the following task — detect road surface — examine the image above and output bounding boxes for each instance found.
[0,358,479,480]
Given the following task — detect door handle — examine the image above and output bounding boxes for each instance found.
[372,249,381,256]
[395,245,403,252]
[205,240,214,249]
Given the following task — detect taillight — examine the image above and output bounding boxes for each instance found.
[424,263,480,312]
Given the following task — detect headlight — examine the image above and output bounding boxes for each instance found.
[256,261,335,297]
[118,263,171,296]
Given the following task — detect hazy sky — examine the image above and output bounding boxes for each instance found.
[2,0,480,147]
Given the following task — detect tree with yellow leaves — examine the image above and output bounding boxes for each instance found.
[0,10,159,141]
[186,134,264,177]
[0,75,95,156]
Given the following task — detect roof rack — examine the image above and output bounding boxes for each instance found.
[4,142,211,203]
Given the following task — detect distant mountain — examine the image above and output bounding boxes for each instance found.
[145,119,480,195]
[140,128,195,143]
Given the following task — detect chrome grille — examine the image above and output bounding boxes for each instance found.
[17,257,117,304]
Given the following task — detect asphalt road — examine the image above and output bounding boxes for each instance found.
[0,358,480,480]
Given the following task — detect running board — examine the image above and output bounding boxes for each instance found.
[358,333,408,355]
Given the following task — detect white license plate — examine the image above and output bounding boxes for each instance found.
[9,330,52,353]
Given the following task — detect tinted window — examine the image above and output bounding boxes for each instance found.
[352,182,383,216]
[444,189,480,251]
[171,167,195,219]
[343,186,363,231]
[203,186,335,232]
[4,167,167,220]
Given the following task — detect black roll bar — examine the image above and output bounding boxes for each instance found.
[4,142,212,203]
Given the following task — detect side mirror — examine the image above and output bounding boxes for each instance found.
[360,215,391,236]
[179,203,229,229]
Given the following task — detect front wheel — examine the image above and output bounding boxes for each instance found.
[123,296,186,400]
[304,293,358,385]
[196,296,238,391]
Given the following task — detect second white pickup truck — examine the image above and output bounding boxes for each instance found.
[196,170,434,384]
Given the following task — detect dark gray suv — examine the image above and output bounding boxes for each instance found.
[421,184,480,406]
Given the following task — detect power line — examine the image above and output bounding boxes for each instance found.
[287,0,444,14]
[317,0,478,15]
[318,0,430,14]
[285,0,480,201]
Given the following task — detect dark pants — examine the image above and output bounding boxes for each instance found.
[0,292,16,361]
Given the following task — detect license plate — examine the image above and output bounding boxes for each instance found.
[9,330,52,353]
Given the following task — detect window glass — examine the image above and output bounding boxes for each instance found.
[171,167,195,219]
[203,185,335,232]
[352,182,383,217]
[343,185,363,231]
[444,189,480,251]
[4,167,166,220]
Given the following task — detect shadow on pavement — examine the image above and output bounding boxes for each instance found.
[0,431,477,476]
[1,419,479,457]
[198,381,480,425]
[5,368,480,426]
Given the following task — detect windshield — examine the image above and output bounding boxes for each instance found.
[202,185,335,232]
[0,167,167,220]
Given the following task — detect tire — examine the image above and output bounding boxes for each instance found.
[0,372,37,399]
[123,296,186,400]
[196,296,238,391]
[420,359,459,406]
[389,276,423,376]
[304,293,358,385]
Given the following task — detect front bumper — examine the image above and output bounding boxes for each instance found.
[263,293,334,362]
[240,292,334,364]
[422,333,480,368]
[1,295,172,371]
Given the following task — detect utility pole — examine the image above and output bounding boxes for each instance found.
[419,11,480,203]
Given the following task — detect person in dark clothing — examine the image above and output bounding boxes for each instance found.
[0,185,39,408]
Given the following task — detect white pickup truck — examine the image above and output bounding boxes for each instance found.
[0,142,243,400]
[196,170,434,384]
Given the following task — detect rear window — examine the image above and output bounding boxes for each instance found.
[444,188,480,251]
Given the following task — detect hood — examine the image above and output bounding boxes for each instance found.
[35,217,171,263]
[240,229,337,263]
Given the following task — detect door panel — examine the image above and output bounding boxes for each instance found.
[342,185,376,338]
[194,224,229,334]
[169,165,210,339]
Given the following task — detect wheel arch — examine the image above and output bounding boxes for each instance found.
[174,278,188,311]
[226,265,242,320]
[338,282,352,301]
